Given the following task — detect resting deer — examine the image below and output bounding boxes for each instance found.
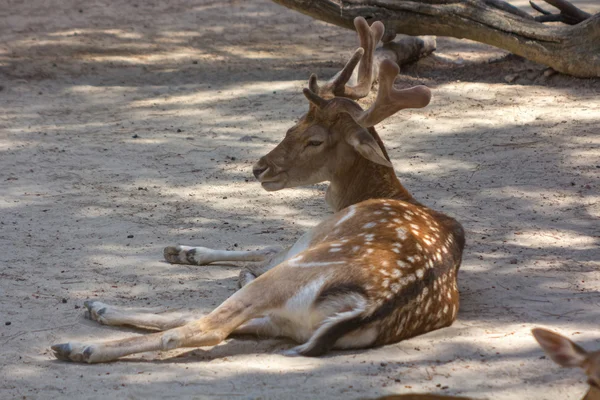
[533,328,600,400]
[51,17,465,363]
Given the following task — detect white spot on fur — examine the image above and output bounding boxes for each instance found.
[396,227,408,240]
[329,248,342,253]
[415,268,424,279]
[396,260,409,269]
[363,222,377,229]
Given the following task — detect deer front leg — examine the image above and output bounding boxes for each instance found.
[163,245,283,266]
[83,300,196,331]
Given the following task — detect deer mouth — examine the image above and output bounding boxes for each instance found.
[260,176,287,191]
[256,168,287,191]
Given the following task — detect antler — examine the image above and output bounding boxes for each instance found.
[355,59,431,128]
[311,17,384,100]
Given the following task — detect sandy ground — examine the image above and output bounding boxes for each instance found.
[1,1,599,399]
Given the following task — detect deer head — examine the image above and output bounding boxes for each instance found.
[532,328,600,400]
[252,17,431,195]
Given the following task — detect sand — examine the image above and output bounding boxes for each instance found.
[1,0,599,399]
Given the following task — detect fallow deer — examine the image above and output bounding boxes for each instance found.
[533,328,600,400]
[51,17,465,364]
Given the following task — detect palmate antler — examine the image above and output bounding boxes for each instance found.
[355,60,431,128]
[303,17,431,128]
[309,17,384,100]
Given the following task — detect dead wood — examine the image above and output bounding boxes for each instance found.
[271,0,600,78]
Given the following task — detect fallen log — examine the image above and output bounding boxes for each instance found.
[272,0,600,78]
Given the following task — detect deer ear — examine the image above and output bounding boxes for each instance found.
[345,126,393,168]
[532,328,588,368]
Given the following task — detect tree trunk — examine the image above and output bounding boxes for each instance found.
[272,0,600,78]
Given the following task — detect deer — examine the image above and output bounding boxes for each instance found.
[533,328,600,400]
[51,17,465,364]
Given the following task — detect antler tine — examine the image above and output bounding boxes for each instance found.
[356,59,432,128]
[312,48,364,100]
[344,18,385,99]
[302,88,330,109]
[309,17,384,101]
[308,74,319,93]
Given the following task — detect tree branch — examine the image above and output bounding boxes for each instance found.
[271,0,600,77]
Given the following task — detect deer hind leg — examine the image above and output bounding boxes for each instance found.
[52,272,287,363]
[163,245,284,266]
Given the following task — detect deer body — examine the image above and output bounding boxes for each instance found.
[51,17,465,364]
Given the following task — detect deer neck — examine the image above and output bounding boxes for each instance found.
[325,140,416,212]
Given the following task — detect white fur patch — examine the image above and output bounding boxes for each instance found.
[335,205,356,227]
[290,261,346,268]
[285,276,328,312]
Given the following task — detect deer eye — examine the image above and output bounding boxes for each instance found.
[307,140,323,147]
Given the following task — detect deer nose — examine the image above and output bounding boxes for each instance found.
[253,165,268,179]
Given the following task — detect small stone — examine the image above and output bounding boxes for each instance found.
[177,129,182,133]
[62,298,68,304]
[510,259,518,264]
[132,134,140,139]
[127,234,134,238]
[5,321,11,326]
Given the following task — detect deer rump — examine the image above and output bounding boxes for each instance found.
[254,198,465,357]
